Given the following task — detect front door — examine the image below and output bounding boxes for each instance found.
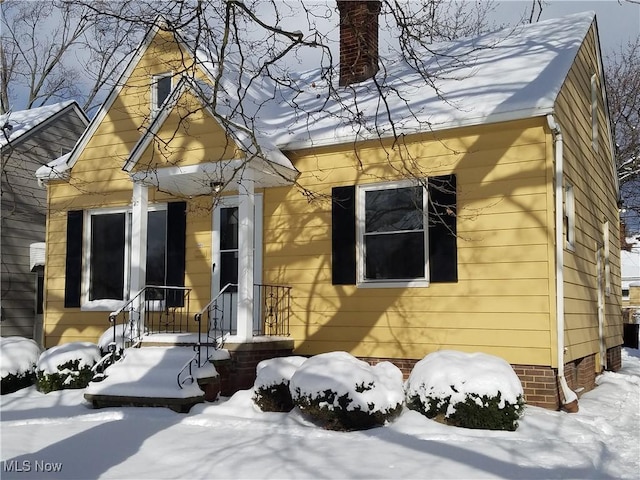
[212,195,263,334]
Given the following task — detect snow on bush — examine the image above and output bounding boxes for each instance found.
[405,350,525,431]
[36,342,102,394]
[289,351,404,431]
[97,323,132,355]
[253,356,307,412]
[1,337,42,394]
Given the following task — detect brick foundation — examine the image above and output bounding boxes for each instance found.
[361,356,419,378]
[361,348,623,411]
[511,364,561,409]
[213,339,294,397]
[212,344,624,409]
[606,345,622,372]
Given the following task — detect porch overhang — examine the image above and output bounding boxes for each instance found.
[128,157,298,197]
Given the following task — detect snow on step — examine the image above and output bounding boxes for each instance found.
[86,347,213,399]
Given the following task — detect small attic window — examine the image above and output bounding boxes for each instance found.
[152,73,172,111]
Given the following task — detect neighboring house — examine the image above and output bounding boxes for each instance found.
[621,235,640,322]
[36,4,622,410]
[1,101,88,343]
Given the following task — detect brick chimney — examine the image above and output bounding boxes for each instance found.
[337,1,381,86]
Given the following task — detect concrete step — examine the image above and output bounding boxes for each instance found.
[84,346,218,412]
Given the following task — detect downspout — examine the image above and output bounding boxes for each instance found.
[547,114,579,412]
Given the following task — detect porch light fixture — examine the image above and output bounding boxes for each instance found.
[210,181,224,193]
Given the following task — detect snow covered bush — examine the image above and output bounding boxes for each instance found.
[289,352,404,431]
[405,350,525,431]
[36,342,102,394]
[1,337,42,394]
[98,324,124,355]
[253,356,307,412]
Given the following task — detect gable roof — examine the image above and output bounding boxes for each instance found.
[1,100,88,148]
[173,10,598,150]
[37,11,598,181]
[123,76,298,195]
[264,11,596,149]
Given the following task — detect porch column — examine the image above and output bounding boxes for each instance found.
[130,182,148,295]
[236,169,255,342]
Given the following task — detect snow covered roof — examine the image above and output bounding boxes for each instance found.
[0,100,86,148]
[265,11,596,149]
[37,11,597,181]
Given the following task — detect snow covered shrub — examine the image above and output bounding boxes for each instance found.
[36,342,102,394]
[1,337,42,394]
[253,356,307,412]
[289,352,404,431]
[97,323,134,358]
[405,350,524,431]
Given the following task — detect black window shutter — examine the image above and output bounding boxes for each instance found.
[166,201,187,307]
[428,175,458,283]
[331,186,357,285]
[64,210,83,307]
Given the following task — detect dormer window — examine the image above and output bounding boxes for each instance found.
[152,73,172,111]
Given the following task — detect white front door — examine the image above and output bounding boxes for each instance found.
[212,195,263,334]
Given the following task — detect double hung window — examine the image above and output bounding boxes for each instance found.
[332,175,457,288]
[85,207,167,308]
[359,182,427,283]
[64,202,186,310]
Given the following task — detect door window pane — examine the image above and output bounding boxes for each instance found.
[220,207,239,292]
[90,213,125,300]
[146,210,167,287]
[146,210,167,300]
[220,207,238,250]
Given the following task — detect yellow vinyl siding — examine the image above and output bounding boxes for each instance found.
[41,30,224,347]
[43,21,621,374]
[555,23,622,364]
[264,117,556,366]
[132,89,240,173]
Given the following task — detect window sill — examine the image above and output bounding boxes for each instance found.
[81,299,127,312]
[357,279,430,289]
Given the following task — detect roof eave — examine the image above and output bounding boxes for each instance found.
[278,106,556,151]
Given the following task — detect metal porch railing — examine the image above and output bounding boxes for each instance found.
[94,283,290,391]
[178,283,292,387]
[103,285,192,365]
[256,284,291,337]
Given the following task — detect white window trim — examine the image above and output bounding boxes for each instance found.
[81,204,167,311]
[565,183,576,251]
[356,180,429,288]
[211,194,263,298]
[151,72,173,113]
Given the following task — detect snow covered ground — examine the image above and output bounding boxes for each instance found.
[1,349,638,479]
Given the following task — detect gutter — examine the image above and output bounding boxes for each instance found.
[547,114,579,412]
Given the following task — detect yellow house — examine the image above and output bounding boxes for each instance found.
[36,4,622,410]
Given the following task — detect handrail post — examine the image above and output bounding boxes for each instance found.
[195,312,202,367]
[109,313,117,363]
